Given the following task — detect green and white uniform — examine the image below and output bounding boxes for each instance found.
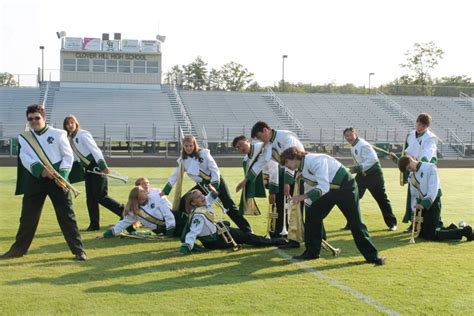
[240,142,279,215]
[180,194,281,255]
[9,125,84,257]
[299,153,380,262]
[164,149,252,233]
[403,129,438,223]
[349,137,397,228]
[69,129,123,229]
[408,162,466,241]
[105,189,176,237]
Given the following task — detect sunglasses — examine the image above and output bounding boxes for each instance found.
[27,116,42,121]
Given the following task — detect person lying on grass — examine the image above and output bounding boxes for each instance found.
[178,185,286,255]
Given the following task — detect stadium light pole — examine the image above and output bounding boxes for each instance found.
[39,46,45,82]
[368,72,375,94]
[282,55,288,92]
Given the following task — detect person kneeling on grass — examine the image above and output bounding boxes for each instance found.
[101,186,178,238]
[398,156,473,242]
[179,186,287,255]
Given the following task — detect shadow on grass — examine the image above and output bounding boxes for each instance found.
[5,244,372,294]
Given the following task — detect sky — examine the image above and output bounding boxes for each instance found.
[0,0,473,87]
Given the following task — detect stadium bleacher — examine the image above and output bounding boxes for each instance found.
[0,84,472,157]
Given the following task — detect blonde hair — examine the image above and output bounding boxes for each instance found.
[181,135,201,159]
[63,114,80,136]
[185,189,202,213]
[124,186,141,217]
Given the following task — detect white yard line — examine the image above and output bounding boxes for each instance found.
[274,249,400,316]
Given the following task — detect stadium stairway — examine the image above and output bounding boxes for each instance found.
[370,96,413,130]
[262,92,308,140]
[39,82,60,123]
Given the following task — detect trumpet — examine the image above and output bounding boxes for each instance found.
[321,239,341,256]
[86,167,128,183]
[266,203,278,238]
[46,166,81,198]
[409,208,423,244]
[216,221,241,251]
[281,196,290,236]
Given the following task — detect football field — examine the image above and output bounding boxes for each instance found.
[0,167,473,314]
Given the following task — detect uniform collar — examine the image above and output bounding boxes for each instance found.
[298,156,305,172]
[270,129,277,143]
[351,137,360,147]
[247,144,254,159]
[70,129,79,138]
[416,161,422,172]
[416,130,426,138]
[34,124,49,136]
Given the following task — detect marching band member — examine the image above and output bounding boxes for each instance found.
[135,177,188,236]
[280,147,385,265]
[63,115,124,231]
[1,105,85,260]
[239,121,308,249]
[398,156,473,242]
[161,135,252,233]
[179,187,286,255]
[343,127,397,231]
[102,186,177,238]
[232,135,283,236]
[390,113,438,232]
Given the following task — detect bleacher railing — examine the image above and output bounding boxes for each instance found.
[172,84,195,135]
[376,90,416,123]
[447,129,466,157]
[460,92,473,107]
[267,88,306,138]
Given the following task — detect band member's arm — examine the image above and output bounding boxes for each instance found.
[205,151,221,191]
[246,143,271,183]
[351,145,378,173]
[419,165,440,209]
[264,160,279,194]
[83,130,108,170]
[103,215,136,237]
[420,136,438,164]
[305,159,330,203]
[58,131,74,179]
[283,136,304,184]
[158,199,176,236]
[180,215,205,254]
[162,159,181,195]
[205,191,219,206]
[18,136,44,178]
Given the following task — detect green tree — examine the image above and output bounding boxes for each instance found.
[164,65,184,86]
[183,56,208,90]
[399,41,444,86]
[219,62,254,91]
[0,72,18,87]
[207,68,223,91]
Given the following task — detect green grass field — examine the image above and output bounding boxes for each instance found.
[0,167,473,315]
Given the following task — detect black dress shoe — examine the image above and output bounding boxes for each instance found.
[293,251,319,260]
[404,224,413,233]
[273,238,288,246]
[85,226,100,232]
[369,257,386,266]
[0,250,24,259]
[278,240,300,249]
[462,225,473,241]
[340,224,350,231]
[74,252,87,261]
[446,223,458,230]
